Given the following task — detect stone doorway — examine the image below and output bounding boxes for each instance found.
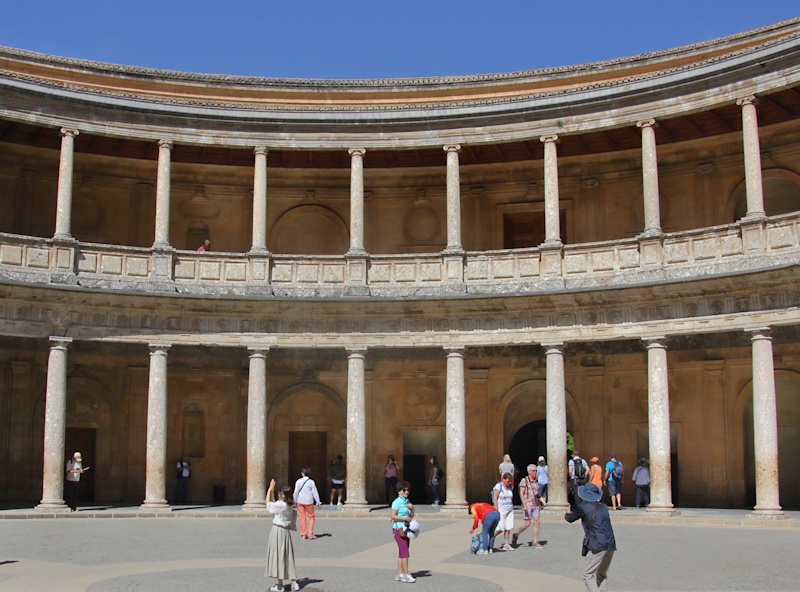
[288,431,328,502]
[65,427,96,504]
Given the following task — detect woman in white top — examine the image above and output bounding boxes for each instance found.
[265,479,300,592]
[293,468,322,539]
[493,472,515,551]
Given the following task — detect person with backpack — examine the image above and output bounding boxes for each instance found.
[569,452,589,503]
[632,458,651,508]
[604,453,624,510]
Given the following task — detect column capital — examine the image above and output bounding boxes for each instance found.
[736,95,757,107]
[346,346,368,356]
[444,346,466,355]
[541,341,564,351]
[746,326,772,340]
[348,148,366,157]
[443,144,461,153]
[158,139,174,151]
[60,127,79,138]
[642,335,667,348]
[253,146,268,156]
[247,346,270,357]
[540,134,559,144]
[148,343,171,354]
[48,336,73,348]
[636,118,657,129]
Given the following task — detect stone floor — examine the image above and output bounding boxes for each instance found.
[0,505,797,591]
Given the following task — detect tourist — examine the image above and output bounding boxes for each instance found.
[64,451,88,512]
[329,455,346,506]
[469,501,500,555]
[537,456,549,505]
[428,456,442,505]
[265,479,300,592]
[174,455,191,504]
[498,453,516,486]
[293,467,321,539]
[196,239,210,252]
[604,453,624,510]
[390,480,416,583]
[384,455,398,504]
[565,482,616,592]
[632,458,651,508]
[588,456,603,488]
[492,472,515,550]
[512,464,543,548]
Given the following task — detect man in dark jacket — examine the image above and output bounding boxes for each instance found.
[565,482,616,591]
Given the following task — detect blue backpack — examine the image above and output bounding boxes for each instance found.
[471,534,481,554]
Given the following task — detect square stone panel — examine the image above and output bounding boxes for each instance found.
[174,260,196,280]
[618,247,639,269]
[693,237,718,260]
[665,241,690,263]
[323,264,344,283]
[126,257,150,277]
[26,247,50,269]
[720,233,743,257]
[491,259,514,279]
[420,262,441,282]
[199,261,222,281]
[224,262,247,282]
[296,264,320,283]
[100,254,123,275]
[77,252,98,273]
[369,263,390,283]
[518,255,540,278]
[590,250,615,272]
[564,252,589,274]
[0,245,24,266]
[272,264,293,283]
[768,225,795,250]
[394,263,417,282]
[466,258,489,280]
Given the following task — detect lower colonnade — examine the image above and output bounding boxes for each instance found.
[27,326,786,519]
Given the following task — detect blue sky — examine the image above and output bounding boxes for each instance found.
[1,1,797,79]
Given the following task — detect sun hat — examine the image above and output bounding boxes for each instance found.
[590,456,599,462]
[578,483,603,502]
[73,452,82,461]
[404,519,420,539]
[538,456,545,462]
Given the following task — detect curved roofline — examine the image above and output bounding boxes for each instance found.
[1,17,798,87]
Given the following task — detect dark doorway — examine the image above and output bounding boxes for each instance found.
[503,211,568,249]
[509,420,547,504]
[65,427,96,504]
[288,431,328,501]
[403,454,427,505]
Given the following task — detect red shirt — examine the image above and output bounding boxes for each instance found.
[470,502,497,530]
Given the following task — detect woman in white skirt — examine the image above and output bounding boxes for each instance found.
[265,479,300,592]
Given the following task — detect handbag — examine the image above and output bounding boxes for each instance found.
[581,501,602,557]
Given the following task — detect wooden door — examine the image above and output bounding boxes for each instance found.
[288,431,328,500]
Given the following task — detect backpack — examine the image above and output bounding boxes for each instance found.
[572,457,586,484]
[612,460,624,481]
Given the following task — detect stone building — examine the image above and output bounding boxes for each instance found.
[0,19,798,515]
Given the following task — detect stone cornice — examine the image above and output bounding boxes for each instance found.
[0,22,798,148]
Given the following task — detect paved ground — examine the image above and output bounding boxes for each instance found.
[0,505,798,591]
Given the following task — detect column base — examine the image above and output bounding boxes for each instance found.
[342,502,371,512]
[542,502,569,515]
[645,505,680,516]
[139,501,172,513]
[749,507,786,520]
[444,500,468,509]
[242,502,267,511]
[35,501,70,513]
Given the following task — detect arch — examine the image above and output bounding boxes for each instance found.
[734,368,800,510]
[269,204,349,255]
[497,379,579,453]
[727,167,800,221]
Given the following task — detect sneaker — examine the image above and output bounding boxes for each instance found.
[269,586,284,592]
[488,548,494,554]
[402,574,416,583]
[511,533,519,547]
[337,501,342,506]
[503,544,515,551]
[432,500,439,506]
[307,535,317,540]
[476,549,488,555]
[291,583,300,592]
[395,574,404,581]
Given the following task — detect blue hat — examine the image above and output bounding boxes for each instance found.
[404,519,420,539]
[578,483,603,502]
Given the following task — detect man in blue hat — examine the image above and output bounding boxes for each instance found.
[565,482,616,592]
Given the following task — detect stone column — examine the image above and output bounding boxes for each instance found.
[443,145,463,253]
[540,135,562,246]
[644,337,675,514]
[53,128,79,241]
[140,344,171,511]
[347,149,367,256]
[748,328,784,518]
[153,140,174,249]
[637,119,662,235]
[35,336,72,512]
[444,347,468,507]
[345,348,368,507]
[737,97,766,219]
[243,347,269,510]
[544,342,568,512]
[250,147,269,254]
